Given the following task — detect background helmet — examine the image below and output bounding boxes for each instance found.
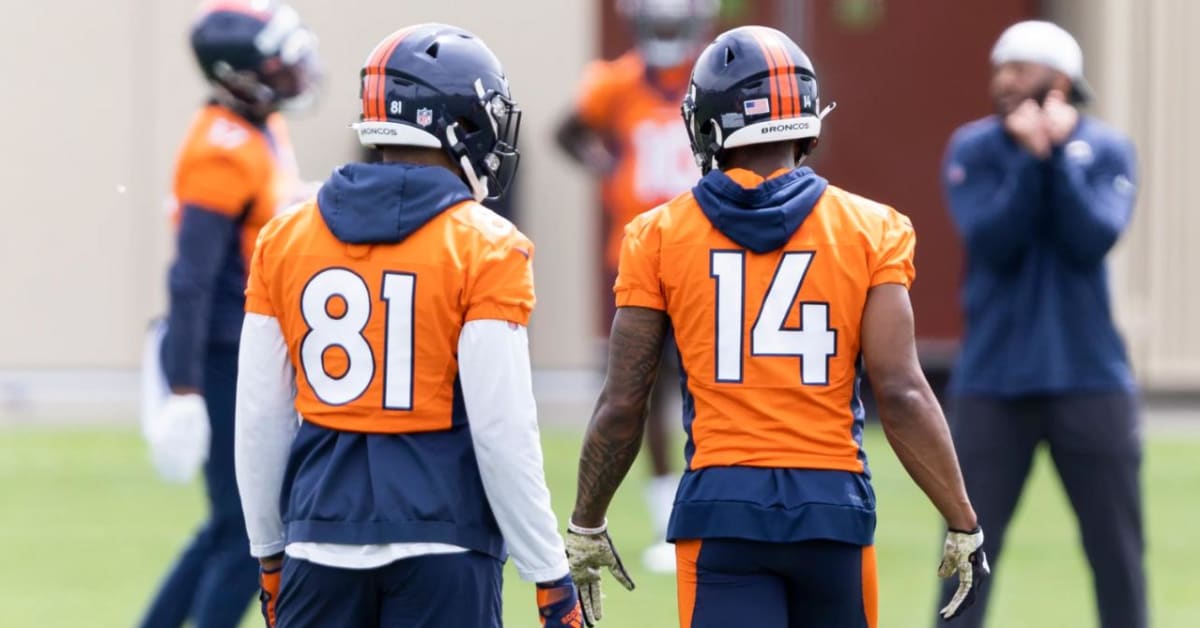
[353,24,521,202]
[190,0,320,113]
[681,26,835,174]
[618,0,719,69]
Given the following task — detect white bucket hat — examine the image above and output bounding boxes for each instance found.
[991,20,1092,103]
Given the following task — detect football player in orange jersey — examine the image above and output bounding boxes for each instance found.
[556,0,718,574]
[139,3,318,627]
[233,24,583,628]
[566,26,988,627]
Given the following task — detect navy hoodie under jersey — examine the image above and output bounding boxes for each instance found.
[943,115,1137,397]
[275,163,506,557]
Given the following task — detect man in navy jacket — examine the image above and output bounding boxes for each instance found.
[937,21,1144,628]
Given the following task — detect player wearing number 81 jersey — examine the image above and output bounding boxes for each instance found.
[234,24,582,628]
[567,26,986,627]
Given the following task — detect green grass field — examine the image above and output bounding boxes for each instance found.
[1,425,1198,627]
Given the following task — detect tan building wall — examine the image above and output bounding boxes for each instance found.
[0,0,597,372]
[1,1,1197,392]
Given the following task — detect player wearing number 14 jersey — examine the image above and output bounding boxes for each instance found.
[233,24,582,628]
[566,27,988,627]
[556,0,719,574]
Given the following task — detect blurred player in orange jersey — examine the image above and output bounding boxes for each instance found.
[139,2,318,627]
[233,24,583,628]
[555,0,718,573]
[566,27,988,627]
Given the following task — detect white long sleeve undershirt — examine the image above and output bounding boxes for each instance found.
[234,314,568,582]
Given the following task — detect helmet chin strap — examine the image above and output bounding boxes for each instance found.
[446,123,489,202]
[706,119,724,173]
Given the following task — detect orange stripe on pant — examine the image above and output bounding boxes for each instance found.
[675,539,702,628]
[862,545,878,628]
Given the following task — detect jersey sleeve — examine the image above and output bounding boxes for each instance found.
[175,148,259,218]
[464,229,537,326]
[574,60,621,131]
[613,211,665,310]
[244,222,276,317]
[869,209,917,288]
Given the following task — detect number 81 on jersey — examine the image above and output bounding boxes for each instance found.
[300,268,416,409]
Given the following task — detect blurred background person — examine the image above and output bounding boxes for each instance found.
[555,0,717,574]
[937,20,1144,628]
[138,2,319,627]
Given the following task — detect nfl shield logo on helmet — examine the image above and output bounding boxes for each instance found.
[416,108,433,127]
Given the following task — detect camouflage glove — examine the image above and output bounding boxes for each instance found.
[938,527,990,620]
[565,520,635,625]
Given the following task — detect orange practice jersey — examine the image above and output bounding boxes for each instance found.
[245,199,534,434]
[575,51,700,269]
[616,168,915,473]
[173,104,299,263]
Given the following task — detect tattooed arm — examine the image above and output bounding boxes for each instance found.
[571,306,670,528]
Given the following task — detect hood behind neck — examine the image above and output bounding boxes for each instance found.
[316,162,473,245]
[693,167,829,253]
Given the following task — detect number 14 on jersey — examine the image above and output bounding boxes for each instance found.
[710,250,837,386]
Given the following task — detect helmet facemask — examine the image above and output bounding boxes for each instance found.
[445,80,522,202]
[681,88,719,175]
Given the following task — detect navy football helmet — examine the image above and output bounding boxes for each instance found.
[353,24,521,202]
[191,1,319,115]
[681,26,836,174]
[618,0,719,69]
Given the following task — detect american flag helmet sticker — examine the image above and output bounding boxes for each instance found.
[744,98,770,116]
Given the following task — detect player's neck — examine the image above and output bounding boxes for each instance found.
[378,147,459,172]
[721,146,797,178]
[209,93,271,126]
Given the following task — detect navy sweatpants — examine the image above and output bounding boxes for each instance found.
[275,552,503,627]
[936,393,1145,628]
[139,344,260,628]
[675,538,876,628]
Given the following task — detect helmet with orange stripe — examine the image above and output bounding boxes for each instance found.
[681,26,836,174]
[351,24,522,202]
[191,0,320,118]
